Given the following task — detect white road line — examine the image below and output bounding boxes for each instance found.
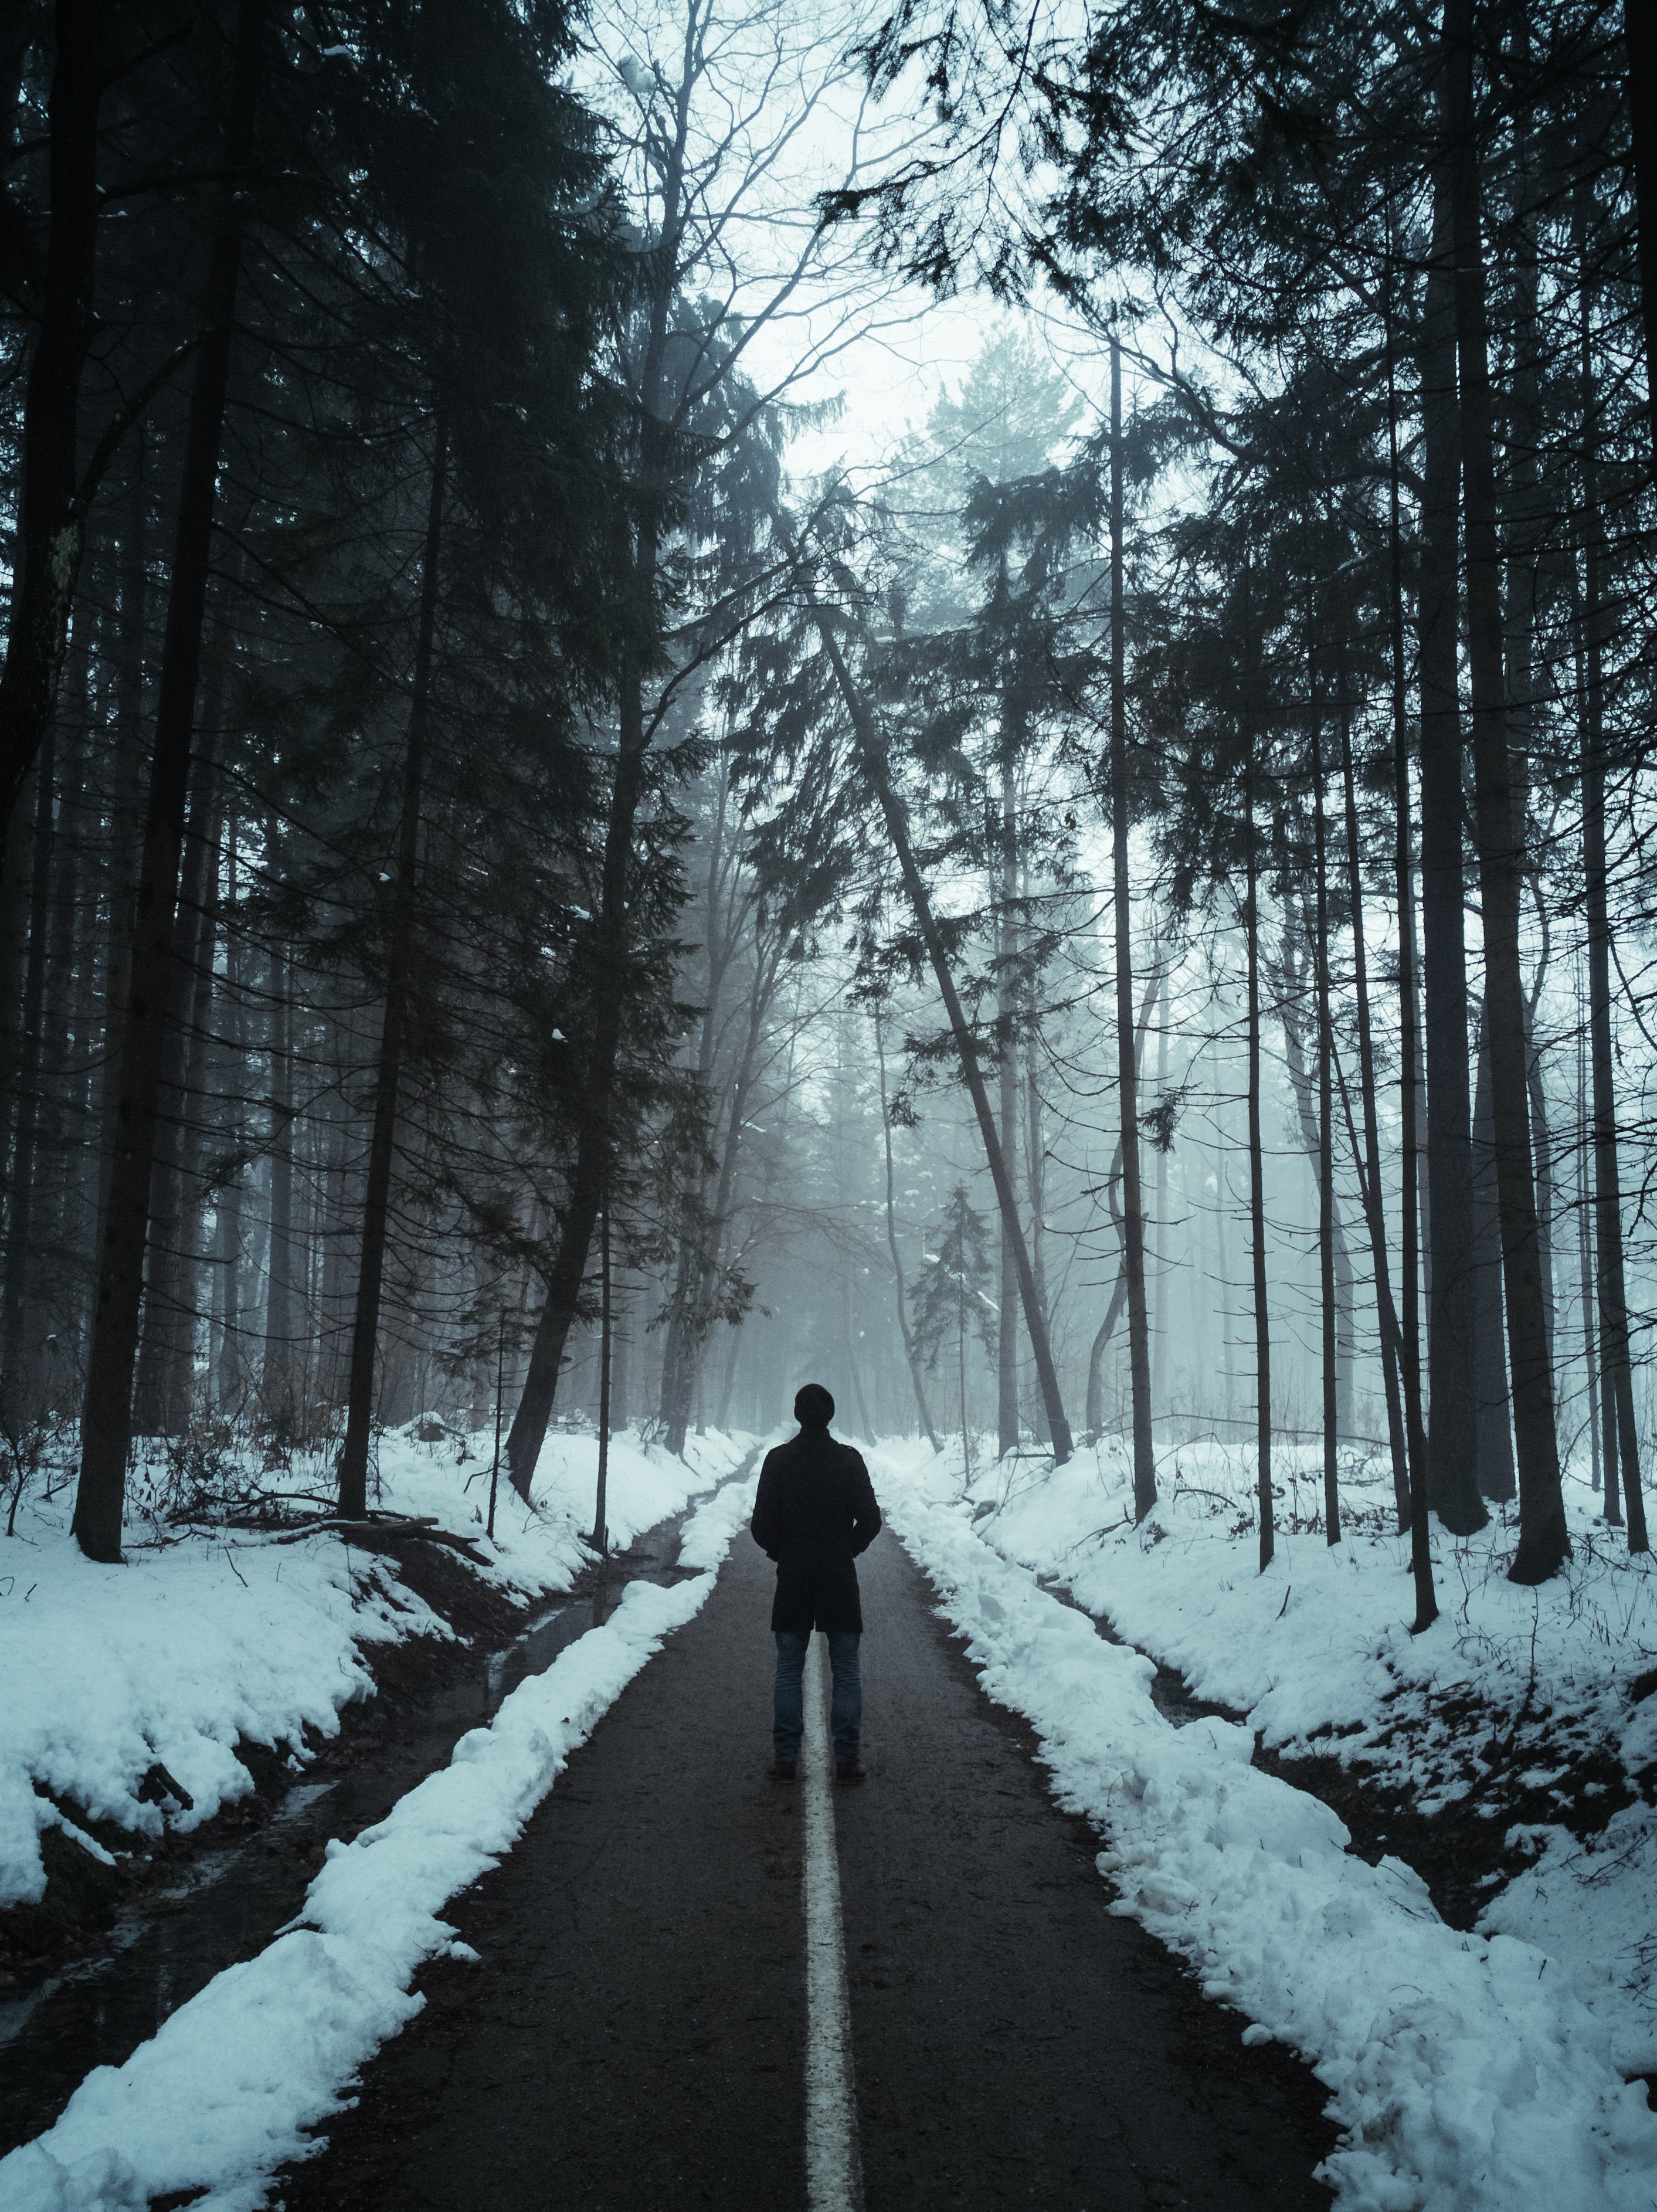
[802,1633,865,2212]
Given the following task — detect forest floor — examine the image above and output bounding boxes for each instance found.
[4,1428,1656,2211]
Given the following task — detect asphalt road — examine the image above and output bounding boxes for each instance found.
[279,1518,1337,2211]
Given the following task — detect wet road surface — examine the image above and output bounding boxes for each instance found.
[279,1522,1337,2209]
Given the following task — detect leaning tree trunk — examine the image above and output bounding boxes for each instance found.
[1418,134,1486,1538]
[800,564,1072,1461]
[337,413,447,1520]
[73,0,267,1562]
[1448,0,1568,1582]
[1110,341,1155,1520]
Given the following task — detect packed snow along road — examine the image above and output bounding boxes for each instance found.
[7,1431,1655,2211]
[874,1439,1657,2211]
[271,1518,1333,2211]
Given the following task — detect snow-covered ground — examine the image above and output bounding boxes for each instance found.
[1,1421,751,1916]
[0,1465,760,2212]
[872,1433,1657,2212]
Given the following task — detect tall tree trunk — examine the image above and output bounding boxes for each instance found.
[1245,760,1273,1572]
[504,34,703,1495]
[1111,341,1155,1520]
[210,826,244,1408]
[659,773,734,1453]
[593,1203,612,1553]
[72,0,267,1561]
[1418,137,1486,1535]
[1448,0,1568,1581]
[263,933,295,1420]
[1084,968,1160,1445]
[131,768,220,1438]
[0,2,104,862]
[1276,927,1355,1437]
[1469,1014,1517,1501]
[1581,226,1648,1549]
[996,756,1020,1457]
[1338,700,1412,1535]
[2,734,55,1413]
[337,413,447,1519]
[799,567,1072,1461]
[1622,0,1657,463]
[1309,656,1340,1542]
[1387,283,1431,1552]
[876,1010,940,1448]
[1574,992,1601,1495]
[1150,965,1169,1418]
[94,440,148,1243]
[1024,1004,1052,1448]
[504,649,658,1495]
[1523,982,1556,1380]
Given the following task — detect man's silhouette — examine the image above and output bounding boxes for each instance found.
[750,1383,881,1783]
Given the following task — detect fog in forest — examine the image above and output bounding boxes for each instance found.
[1,0,1651,1597]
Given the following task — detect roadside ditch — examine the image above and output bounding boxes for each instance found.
[0,1488,726,2159]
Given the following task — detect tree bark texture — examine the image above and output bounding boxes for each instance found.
[1469,1017,1517,1502]
[1418,128,1486,1537]
[337,413,448,1520]
[1583,413,1649,1552]
[1447,0,1568,1582]
[1338,703,1411,1534]
[1309,683,1340,1542]
[1245,766,1274,1573]
[0,1,104,864]
[1622,0,1657,464]
[1111,343,1156,1521]
[996,756,1020,1457]
[73,0,267,1560]
[877,1011,940,1449]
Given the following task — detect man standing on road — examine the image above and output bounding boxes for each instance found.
[751,1383,881,1785]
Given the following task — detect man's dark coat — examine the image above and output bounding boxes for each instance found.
[750,1427,881,1633]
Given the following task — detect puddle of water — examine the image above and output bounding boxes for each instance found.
[0,1492,724,2158]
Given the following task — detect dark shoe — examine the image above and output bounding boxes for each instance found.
[835,1760,865,1785]
[769,1759,797,1781]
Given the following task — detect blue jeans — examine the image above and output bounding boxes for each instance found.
[773,1630,861,1763]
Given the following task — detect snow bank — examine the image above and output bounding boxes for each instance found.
[873,1442,1657,2212]
[0,1424,751,1913]
[0,1472,758,2212]
[926,1432,1657,2076]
